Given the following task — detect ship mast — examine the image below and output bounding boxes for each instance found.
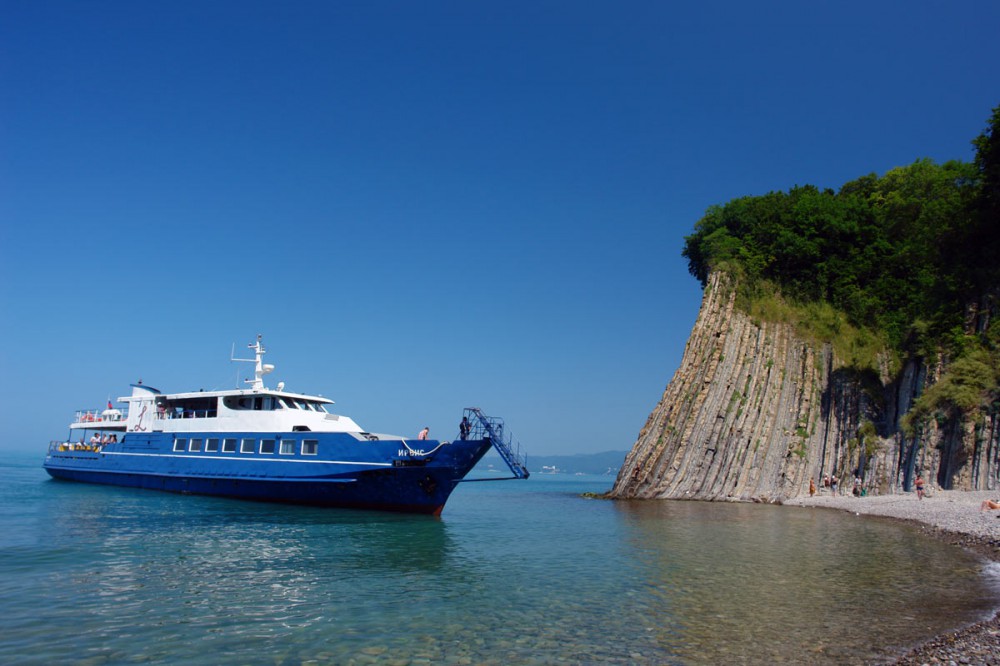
[231,334,274,391]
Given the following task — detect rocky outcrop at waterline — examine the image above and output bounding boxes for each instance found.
[609,272,1000,502]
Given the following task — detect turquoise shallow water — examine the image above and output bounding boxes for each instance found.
[1,452,998,665]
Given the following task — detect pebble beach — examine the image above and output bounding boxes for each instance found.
[785,489,1000,664]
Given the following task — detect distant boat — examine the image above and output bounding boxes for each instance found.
[541,465,560,474]
[44,336,529,515]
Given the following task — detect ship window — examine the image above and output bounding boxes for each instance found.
[205,438,219,452]
[302,439,318,455]
[234,397,251,410]
[173,438,187,452]
[240,438,256,454]
[253,397,263,410]
[222,438,237,453]
[166,396,217,419]
[260,439,276,455]
[280,440,295,455]
[189,438,203,452]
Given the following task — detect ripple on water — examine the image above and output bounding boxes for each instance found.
[0,462,996,665]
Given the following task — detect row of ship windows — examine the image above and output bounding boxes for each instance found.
[173,437,318,456]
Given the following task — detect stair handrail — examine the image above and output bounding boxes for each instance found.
[463,407,530,479]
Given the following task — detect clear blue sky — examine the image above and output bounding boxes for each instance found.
[2,1,998,455]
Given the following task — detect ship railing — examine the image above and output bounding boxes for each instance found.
[462,407,530,480]
[159,409,217,420]
[74,409,129,424]
[49,440,102,453]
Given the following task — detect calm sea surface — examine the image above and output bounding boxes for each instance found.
[2,452,998,665]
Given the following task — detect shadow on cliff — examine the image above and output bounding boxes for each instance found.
[824,361,981,492]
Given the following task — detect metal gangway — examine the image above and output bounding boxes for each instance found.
[460,407,530,480]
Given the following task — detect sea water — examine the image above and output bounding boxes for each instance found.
[1,452,997,665]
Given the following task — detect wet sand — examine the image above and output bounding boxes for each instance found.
[785,489,1000,664]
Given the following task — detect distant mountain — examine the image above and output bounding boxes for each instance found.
[480,450,627,476]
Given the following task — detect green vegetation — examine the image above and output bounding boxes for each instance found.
[858,420,879,456]
[745,294,888,370]
[902,324,1000,435]
[682,105,1000,426]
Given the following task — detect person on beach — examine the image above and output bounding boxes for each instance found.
[981,499,1000,511]
[915,474,925,499]
[809,478,816,497]
[831,475,839,496]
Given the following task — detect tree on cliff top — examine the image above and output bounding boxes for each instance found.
[682,106,997,356]
[968,105,1000,299]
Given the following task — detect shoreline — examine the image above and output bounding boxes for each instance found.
[784,489,1000,663]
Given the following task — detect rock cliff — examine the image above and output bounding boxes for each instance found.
[609,272,1000,502]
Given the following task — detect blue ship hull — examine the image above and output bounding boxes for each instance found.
[44,432,493,515]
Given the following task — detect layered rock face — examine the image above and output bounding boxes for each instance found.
[610,273,999,502]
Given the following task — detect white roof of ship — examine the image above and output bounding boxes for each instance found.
[160,388,333,404]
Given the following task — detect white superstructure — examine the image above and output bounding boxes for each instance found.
[73,335,370,436]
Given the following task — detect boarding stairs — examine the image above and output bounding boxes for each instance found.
[464,407,530,480]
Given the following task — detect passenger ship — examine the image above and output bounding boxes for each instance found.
[44,336,529,515]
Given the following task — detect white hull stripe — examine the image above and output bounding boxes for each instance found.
[44,465,359,481]
[99,451,392,466]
